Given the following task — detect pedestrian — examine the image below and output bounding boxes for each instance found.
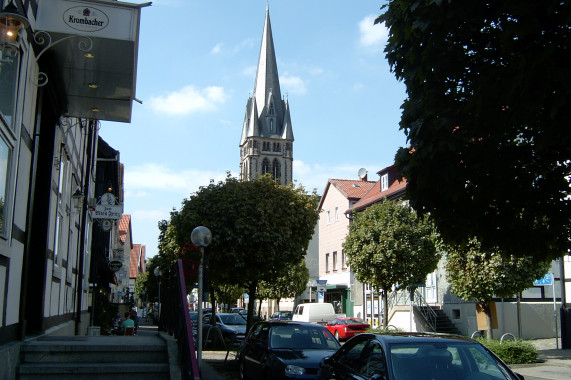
[121,311,135,334]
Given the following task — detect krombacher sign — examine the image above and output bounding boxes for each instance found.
[64,6,109,32]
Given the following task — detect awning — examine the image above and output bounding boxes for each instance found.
[35,0,151,123]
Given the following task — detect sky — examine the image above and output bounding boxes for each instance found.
[99,0,408,258]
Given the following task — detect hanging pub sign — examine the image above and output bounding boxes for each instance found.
[108,259,123,272]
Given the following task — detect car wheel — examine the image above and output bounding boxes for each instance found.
[335,331,340,340]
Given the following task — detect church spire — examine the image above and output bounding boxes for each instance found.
[239,7,294,186]
[253,7,283,123]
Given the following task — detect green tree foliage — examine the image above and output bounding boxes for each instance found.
[343,200,440,327]
[445,238,551,338]
[170,174,319,330]
[259,258,309,310]
[215,284,245,312]
[379,1,571,261]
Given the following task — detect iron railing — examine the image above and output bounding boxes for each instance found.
[387,288,437,331]
[161,259,200,380]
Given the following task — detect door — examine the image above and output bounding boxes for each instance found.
[425,271,438,303]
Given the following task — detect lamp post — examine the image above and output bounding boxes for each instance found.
[191,226,212,372]
[154,267,162,324]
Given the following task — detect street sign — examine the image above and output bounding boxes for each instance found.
[534,273,553,286]
[91,204,123,219]
[316,279,327,285]
[108,259,123,272]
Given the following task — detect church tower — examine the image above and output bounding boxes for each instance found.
[240,7,294,186]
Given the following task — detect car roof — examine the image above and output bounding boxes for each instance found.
[364,332,477,344]
[258,320,326,328]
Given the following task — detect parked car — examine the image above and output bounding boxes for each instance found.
[319,332,525,380]
[238,321,341,380]
[270,310,293,321]
[202,313,247,344]
[325,317,370,341]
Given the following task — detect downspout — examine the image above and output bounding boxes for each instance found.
[74,119,95,334]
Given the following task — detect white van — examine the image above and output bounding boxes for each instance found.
[292,303,336,324]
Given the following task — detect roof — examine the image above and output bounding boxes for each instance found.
[318,179,376,210]
[130,244,145,279]
[118,214,132,248]
[349,178,407,213]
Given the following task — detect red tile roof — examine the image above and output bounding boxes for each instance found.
[130,244,145,279]
[118,214,132,248]
[349,176,407,212]
[318,179,376,210]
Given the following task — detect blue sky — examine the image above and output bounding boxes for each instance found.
[99,0,407,258]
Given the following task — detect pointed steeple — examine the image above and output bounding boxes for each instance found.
[239,7,294,186]
[253,7,284,130]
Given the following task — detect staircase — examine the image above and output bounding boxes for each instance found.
[18,335,170,380]
[417,306,462,335]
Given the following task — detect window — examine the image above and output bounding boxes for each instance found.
[333,251,337,271]
[0,45,20,129]
[334,206,339,221]
[325,253,330,273]
[272,159,281,179]
[381,174,389,191]
[326,211,330,224]
[262,158,270,175]
[54,151,70,266]
[341,250,347,269]
[0,137,11,236]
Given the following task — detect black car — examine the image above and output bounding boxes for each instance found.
[238,320,341,380]
[202,313,247,344]
[319,332,525,380]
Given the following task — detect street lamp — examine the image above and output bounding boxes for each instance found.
[154,267,162,324]
[191,226,212,372]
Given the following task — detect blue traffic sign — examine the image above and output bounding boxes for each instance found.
[533,273,553,286]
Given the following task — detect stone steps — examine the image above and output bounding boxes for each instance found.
[18,335,170,380]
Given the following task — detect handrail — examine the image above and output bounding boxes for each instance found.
[162,260,200,380]
[413,289,437,331]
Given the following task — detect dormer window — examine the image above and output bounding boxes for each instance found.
[381,173,389,191]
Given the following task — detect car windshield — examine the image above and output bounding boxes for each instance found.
[389,342,516,380]
[269,325,340,350]
[219,314,247,325]
[278,311,292,318]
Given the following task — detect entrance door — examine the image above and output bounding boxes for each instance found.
[425,272,437,303]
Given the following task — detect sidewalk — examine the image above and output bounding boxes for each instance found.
[510,338,571,380]
[136,317,228,379]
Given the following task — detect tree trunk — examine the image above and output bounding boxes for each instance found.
[277,298,280,312]
[382,289,389,328]
[483,302,493,340]
[247,282,258,332]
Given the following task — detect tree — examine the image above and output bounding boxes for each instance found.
[379,1,571,261]
[170,174,319,330]
[343,200,440,327]
[259,258,309,310]
[445,238,551,339]
[214,284,245,312]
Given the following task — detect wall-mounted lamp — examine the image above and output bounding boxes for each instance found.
[0,1,29,47]
[72,188,85,211]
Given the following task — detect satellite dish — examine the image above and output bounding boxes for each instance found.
[358,168,367,179]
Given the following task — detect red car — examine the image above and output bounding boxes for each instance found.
[325,317,370,341]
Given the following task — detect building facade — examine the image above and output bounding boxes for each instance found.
[239,7,294,186]
[0,1,147,378]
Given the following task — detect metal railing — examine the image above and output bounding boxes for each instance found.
[161,259,200,380]
[386,288,437,331]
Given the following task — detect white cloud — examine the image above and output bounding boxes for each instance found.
[124,163,228,194]
[280,74,307,95]
[148,85,228,115]
[211,43,223,54]
[359,15,388,48]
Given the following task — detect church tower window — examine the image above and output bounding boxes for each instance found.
[262,158,271,175]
